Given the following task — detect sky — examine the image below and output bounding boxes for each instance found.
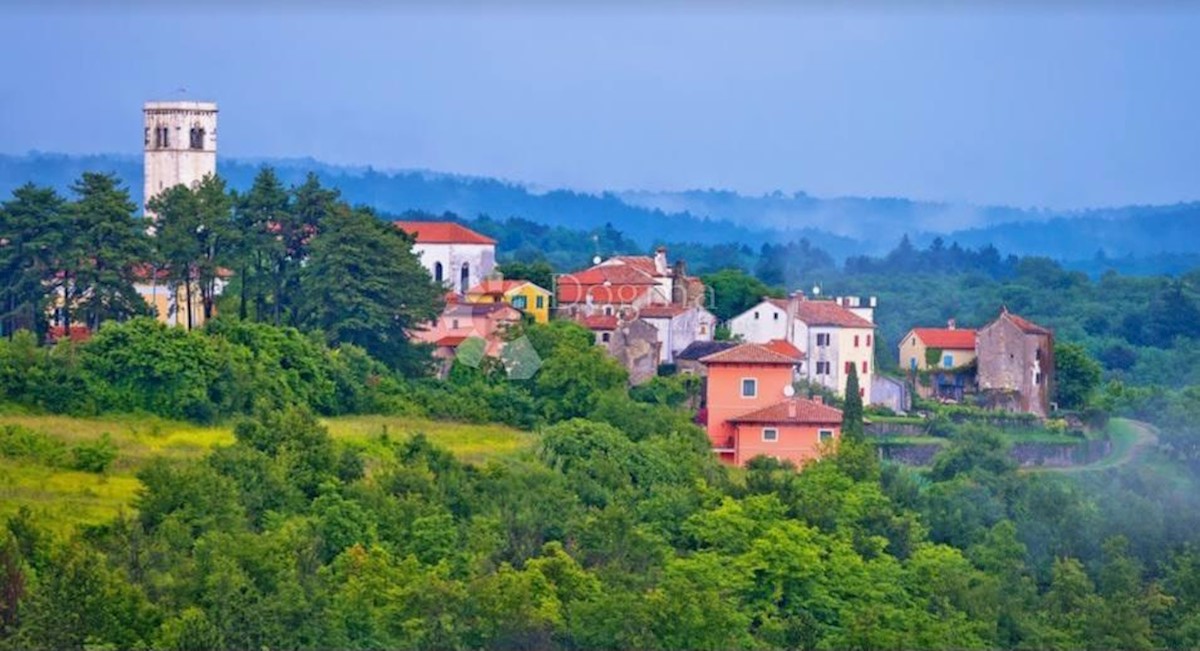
[0,3,1198,209]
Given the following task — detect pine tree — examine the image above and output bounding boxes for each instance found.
[842,363,864,441]
[232,167,289,321]
[0,184,66,339]
[299,206,441,374]
[66,173,152,331]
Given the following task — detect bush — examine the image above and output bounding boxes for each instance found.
[0,424,67,466]
[70,433,118,473]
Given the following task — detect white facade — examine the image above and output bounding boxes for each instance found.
[413,242,496,295]
[143,101,218,217]
[728,300,790,344]
[729,297,876,403]
[642,307,717,364]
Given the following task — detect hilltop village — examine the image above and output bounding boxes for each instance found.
[32,100,1059,471]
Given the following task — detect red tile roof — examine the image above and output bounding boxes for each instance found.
[637,304,688,319]
[558,283,652,306]
[394,221,496,245]
[700,343,803,365]
[1004,311,1052,335]
[47,325,91,343]
[911,328,977,350]
[582,315,619,330]
[435,335,467,347]
[607,256,662,276]
[468,279,529,296]
[764,339,805,360]
[728,398,843,425]
[793,301,875,328]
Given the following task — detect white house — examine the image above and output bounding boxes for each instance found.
[637,304,717,364]
[730,294,877,403]
[394,221,496,295]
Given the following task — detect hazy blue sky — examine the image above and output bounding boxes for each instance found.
[1,4,1197,208]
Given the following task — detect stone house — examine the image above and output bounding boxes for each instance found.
[976,308,1054,417]
[582,315,661,385]
[637,304,717,364]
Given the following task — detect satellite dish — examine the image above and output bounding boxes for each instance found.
[783,385,795,397]
[592,255,602,265]
[812,285,821,296]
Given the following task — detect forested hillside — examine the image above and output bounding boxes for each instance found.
[5,153,1200,264]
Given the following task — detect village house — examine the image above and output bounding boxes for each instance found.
[699,342,841,467]
[674,340,737,376]
[729,293,877,403]
[412,298,523,376]
[465,278,552,324]
[394,221,496,295]
[976,308,1054,417]
[899,320,978,401]
[556,247,712,381]
[582,314,661,385]
[636,304,717,364]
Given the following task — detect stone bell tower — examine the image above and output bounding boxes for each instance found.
[142,100,218,218]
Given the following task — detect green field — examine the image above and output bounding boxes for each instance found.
[0,413,533,530]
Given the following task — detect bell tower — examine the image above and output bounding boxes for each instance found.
[142,100,218,218]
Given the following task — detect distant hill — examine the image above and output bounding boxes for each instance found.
[3,152,1198,264]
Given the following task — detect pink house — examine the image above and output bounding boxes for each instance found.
[413,300,523,368]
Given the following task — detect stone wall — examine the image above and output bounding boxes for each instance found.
[876,438,1111,468]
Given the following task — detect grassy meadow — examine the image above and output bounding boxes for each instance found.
[0,412,533,531]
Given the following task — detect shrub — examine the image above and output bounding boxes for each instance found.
[70,433,118,473]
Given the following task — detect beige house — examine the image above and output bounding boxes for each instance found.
[899,321,978,372]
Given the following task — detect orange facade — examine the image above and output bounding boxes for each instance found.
[705,362,796,452]
[702,343,843,468]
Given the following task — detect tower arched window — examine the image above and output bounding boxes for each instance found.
[189,126,205,150]
[434,262,444,284]
[460,263,470,295]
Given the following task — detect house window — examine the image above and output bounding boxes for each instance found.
[536,296,544,309]
[604,306,614,316]
[460,263,470,294]
[700,324,707,335]
[818,429,833,443]
[859,387,865,398]
[910,358,917,371]
[911,337,917,346]
[451,319,459,329]
[862,361,868,373]
[762,428,778,442]
[1035,371,1042,385]
[773,312,779,320]
[754,311,760,320]
[434,262,444,284]
[943,354,954,368]
[144,127,150,147]
[512,295,527,310]
[816,361,830,375]
[741,378,757,398]
[601,332,611,343]
[867,335,872,347]
[854,335,860,347]
[816,333,830,347]
[844,361,853,375]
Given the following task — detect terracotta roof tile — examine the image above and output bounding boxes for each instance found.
[793,301,875,328]
[435,335,468,347]
[582,315,619,330]
[911,328,977,350]
[700,343,802,365]
[1005,311,1052,335]
[394,221,496,245]
[637,304,688,318]
[728,398,843,425]
[764,339,806,360]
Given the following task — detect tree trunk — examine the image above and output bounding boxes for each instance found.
[185,268,194,331]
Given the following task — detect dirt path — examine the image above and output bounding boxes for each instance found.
[1052,418,1158,473]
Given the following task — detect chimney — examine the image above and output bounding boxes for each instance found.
[813,395,823,405]
[947,318,957,330]
[654,247,668,275]
[787,400,797,418]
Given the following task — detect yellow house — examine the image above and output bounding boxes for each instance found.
[465,279,552,324]
[899,322,978,372]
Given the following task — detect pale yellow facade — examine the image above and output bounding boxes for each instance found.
[899,330,977,372]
